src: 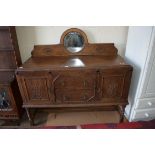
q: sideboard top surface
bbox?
[18,55,131,71]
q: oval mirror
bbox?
[64,32,84,53]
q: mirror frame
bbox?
[60,28,88,53]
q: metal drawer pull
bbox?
[83,95,86,100]
[63,96,69,101]
[63,96,66,101]
[82,95,88,100]
[145,113,149,118]
[62,81,65,86]
[147,102,152,106]
[84,80,87,87]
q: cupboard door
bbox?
[140,49,155,98]
[0,28,13,50]
[99,68,132,100]
[16,71,53,105]
[0,84,18,118]
[0,51,17,69]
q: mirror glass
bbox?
[64,32,84,53]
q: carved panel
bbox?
[0,84,18,117]
[0,29,13,50]
[101,75,124,98]
[17,71,53,105]
[0,51,17,69]
[0,88,12,111]
[24,78,49,100]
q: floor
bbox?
[0,110,124,128]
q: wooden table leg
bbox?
[25,108,34,126]
[118,105,125,123]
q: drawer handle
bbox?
[82,95,88,100]
[83,95,86,100]
[63,96,67,101]
[62,81,65,86]
[97,88,101,93]
[83,80,87,87]
[145,113,149,118]
[63,96,69,101]
[147,102,152,106]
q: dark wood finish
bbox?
[0,26,22,124]
[0,51,17,69]
[16,28,132,125]
[16,71,54,105]
[25,108,34,126]
[31,44,118,57]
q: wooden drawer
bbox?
[54,70,96,89]
[55,77,95,89]
[132,109,155,121]
[135,98,155,109]
[55,89,95,103]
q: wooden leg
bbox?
[25,108,34,126]
[16,119,21,126]
[118,105,125,123]
[54,113,57,119]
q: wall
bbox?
[16,26,128,63]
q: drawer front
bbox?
[54,71,96,89]
[55,89,95,103]
[55,77,95,89]
[135,98,155,109]
[132,109,155,121]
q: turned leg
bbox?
[118,105,125,123]
[25,108,34,126]
[54,113,57,119]
[16,119,21,126]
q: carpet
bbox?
[41,119,155,129]
[46,111,120,126]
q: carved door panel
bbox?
[0,84,18,118]
[16,71,53,105]
[98,68,132,100]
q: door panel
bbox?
[140,35,155,98]
[24,78,50,101]
[0,84,18,117]
[99,68,132,100]
[17,71,53,105]
[101,76,124,98]
[144,55,155,97]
